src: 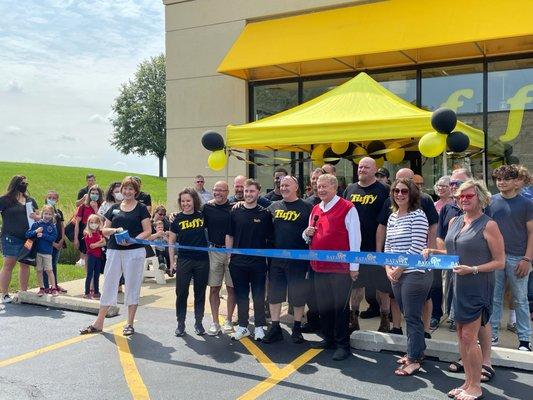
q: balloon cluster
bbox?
[311,140,403,167]
[418,108,470,158]
[201,131,227,171]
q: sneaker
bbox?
[158,262,167,271]
[51,289,59,297]
[360,307,380,319]
[390,327,403,335]
[424,332,432,339]
[449,321,457,332]
[75,259,85,267]
[222,319,234,333]
[1,293,12,304]
[262,325,283,344]
[37,288,45,297]
[506,322,517,334]
[43,288,51,294]
[194,322,206,336]
[430,317,440,330]
[207,322,221,336]
[291,327,305,344]
[491,336,499,346]
[231,326,251,341]
[518,341,532,352]
[92,292,101,300]
[57,286,68,293]
[254,326,267,341]
[175,322,186,337]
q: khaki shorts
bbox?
[208,251,233,287]
[36,253,53,272]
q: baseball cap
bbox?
[375,167,390,178]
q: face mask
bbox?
[17,183,28,193]
[90,194,99,201]
[46,199,57,207]
[113,192,124,201]
[89,223,99,230]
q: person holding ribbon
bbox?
[79,176,151,336]
[303,173,361,361]
[384,178,430,377]
[169,188,210,337]
[425,180,504,400]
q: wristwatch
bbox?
[521,257,531,263]
[472,266,479,275]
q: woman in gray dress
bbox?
[425,180,504,400]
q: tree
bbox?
[110,54,166,177]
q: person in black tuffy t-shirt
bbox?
[226,179,273,342]
[169,187,210,337]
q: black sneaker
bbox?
[430,317,440,330]
[262,325,283,344]
[194,322,206,336]
[1,293,12,304]
[360,307,380,319]
[291,328,305,344]
[390,327,403,335]
[175,322,185,337]
[424,332,432,339]
[518,341,532,352]
[449,321,457,332]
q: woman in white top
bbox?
[98,182,123,217]
[385,178,431,376]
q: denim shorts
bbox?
[1,234,25,258]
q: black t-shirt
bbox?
[170,211,208,260]
[343,181,389,251]
[304,194,321,206]
[104,202,151,250]
[378,192,439,227]
[77,186,89,200]
[0,196,38,239]
[228,205,273,266]
[202,201,232,246]
[268,199,311,250]
[136,191,152,207]
[264,190,283,202]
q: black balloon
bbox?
[506,155,519,165]
[504,144,513,157]
[340,143,356,157]
[367,140,385,159]
[446,131,470,153]
[431,108,457,134]
[201,131,225,151]
[323,148,340,165]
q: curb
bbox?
[350,331,533,372]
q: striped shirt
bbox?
[385,209,429,273]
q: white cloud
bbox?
[88,114,107,124]
[6,80,23,93]
[4,125,22,134]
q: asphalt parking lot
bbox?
[1,302,531,400]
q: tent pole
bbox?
[442,152,448,177]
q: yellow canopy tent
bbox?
[226,72,484,153]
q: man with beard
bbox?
[262,176,312,344]
[229,175,271,208]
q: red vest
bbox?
[310,198,353,273]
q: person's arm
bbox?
[376,224,386,252]
[384,216,401,282]
[42,226,58,243]
[168,230,177,271]
[102,218,120,238]
[427,223,437,249]
[26,223,38,239]
[516,220,533,278]
[345,207,361,274]
[138,218,152,240]
[73,216,82,249]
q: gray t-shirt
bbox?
[490,193,533,256]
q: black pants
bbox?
[229,262,267,327]
[175,258,209,323]
[85,255,102,294]
[429,269,443,320]
[314,271,352,349]
[306,268,320,327]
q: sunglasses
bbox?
[450,180,464,187]
[196,180,204,183]
[393,188,409,195]
[157,212,166,216]
[458,193,476,200]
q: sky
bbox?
[0,0,165,176]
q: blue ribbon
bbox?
[115,231,458,270]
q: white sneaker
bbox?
[254,326,267,341]
[75,259,85,267]
[1,293,12,304]
[491,336,499,346]
[222,319,234,333]
[207,322,221,336]
[231,326,250,341]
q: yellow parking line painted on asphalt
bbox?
[237,348,323,400]
[113,327,150,400]
[0,320,126,369]
[239,337,280,375]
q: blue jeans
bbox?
[43,247,60,289]
[491,254,532,341]
[85,255,102,295]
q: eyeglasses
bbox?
[495,177,514,181]
[458,193,476,200]
[437,184,449,189]
[450,180,464,187]
[393,188,409,195]
[157,212,166,216]
[196,180,204,184]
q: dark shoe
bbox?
[311,340,335,349]
[377,312,390,333]
[394,361,421,376]
[481,364,495,382]
[332,347,351,361]
[291,328,305,344]
[430,317,440,330]
[449,321,457,332]
[122,324,135,336]
[390,327,403,335]
[349,310,360,332]
[360,307,380,319]
[262,325,283,344]
[194,322,206,336]
[300,322,320,334]
[424,332,432,339]
[175,322,185,337]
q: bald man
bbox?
[229,175,272,208]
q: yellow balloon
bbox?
[331,142,349,155]
[386,142,405,164]
[418,132,446,158]
[311,144,328,166]
[207,150,227,171]
[351,146,367,164]
[375,157,385,168]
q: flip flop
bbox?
[447,388,464,398]
[481,365,495,382]
[79,325,102,335]
[456,392,484,400]
[448,359,464,373]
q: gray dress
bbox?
[445,214,495,324]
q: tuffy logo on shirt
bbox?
[178,218,204,230]
[350,194,378,205]
[253,218,261,223]
[273,209,301,221]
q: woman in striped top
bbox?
[385,178,432,376]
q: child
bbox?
[26,205,58,296]
[83,214,105,299]
[151,220,169,272]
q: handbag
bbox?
[18,238,37,266]
[64,215,76,242]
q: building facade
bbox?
[164,0,533,206]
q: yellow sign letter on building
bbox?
[441,89,474,112]
[500,84,533,142]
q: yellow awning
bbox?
[218,0,533,80]
[226,72,485,150]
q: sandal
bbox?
[481,365,495,382]
[123,325,135,336]
[394,361,421,376]
[397,354,408,365]
[447,388,464,398]
[456,391,484,400]
[79,325,102,335]
[448,359,464,373]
